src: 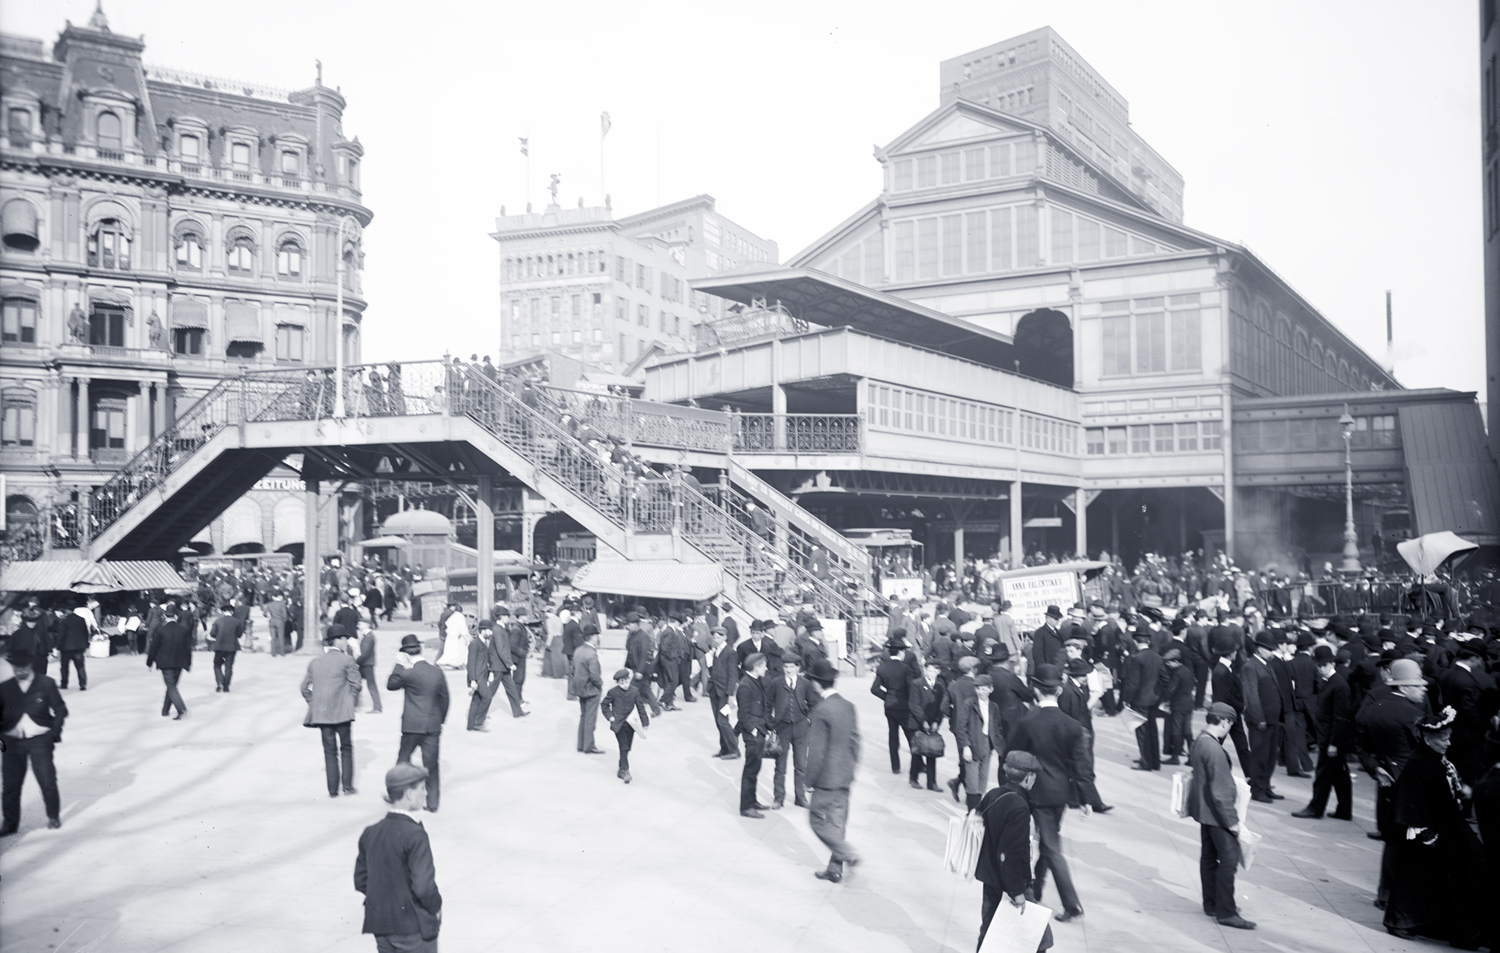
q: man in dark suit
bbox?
[1060,657,1112,813]
[1122,630,1164,770]
[706,627,740,759]
[1210,634,1252,771]
[208,603,242,693]
[8,598,52,679]
[497,608,531,708]
[1189,703,1256,930]
[805,658,860,883]
[988,644,1034,753]
[355,763,442,952]
[908,659,948,792]
[1240,631,1283,803]
[332,596,364,651]
[387,635,449,812]
[1293,646,1354,820]
[944,656,987,809]
[735,652,773,817]
[465,620,502,731]
[1161,647,1197,764]
[656,613,693,710]
[1290,630,1320,769]
[975,751,1053,951]
[0,650,68,834]
[1008,663,1090,924]
[56,601,94,690]
[1030,606,1066,670]
[145,604,194,719]
[354,619,382,714]
[770,654,820,808]
[571,625,605,754]
[624,615,662,717]
[870,639,914,775]
[1185,609,1213,708]
[737,620,786,677]
[1271,632,1311,777]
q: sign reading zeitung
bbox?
[999,570,1081,632]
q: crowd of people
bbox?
[8,548,1500,951]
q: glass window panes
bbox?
[1135,312,1166,373]
[3,298,38,344]
[227,237,254,272]
[1106,426,1127,454]
[1086,428,1104,455]
[1176,422,1199,452]
[231,142,251,169]
[180,135,200,161]
[1102,316,1131,376]
[1130,425,1150,454]
[1202,420,1222,450]
[916,155,937,188]
[892,159,913,191]
[275,325,305,361]
[277,242,302,277]
[940,152,960,185]
[1153,423,1174,453]
[963,148,985,181]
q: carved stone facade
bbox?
[0,10,372,559]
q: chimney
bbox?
[1384,290,1396,376]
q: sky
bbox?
[8,0,1484,394]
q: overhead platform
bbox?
[571,559,724,601]
[691,266,1016,369]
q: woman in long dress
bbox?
[1385,705,1486,949]
[434,610,472,668]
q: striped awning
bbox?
[274,303,310,326]
[0,560,191,594]
[2,200,38,245]
[172,296,209,329]
[225,301,263,344]
[571,559,723,600]
[88,286,134,309]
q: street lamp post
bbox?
[332,216,360,419]
[1339,405,1361,574]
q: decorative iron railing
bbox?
[732,413,863,454]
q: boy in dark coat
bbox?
[1161,647,1197,765]
[355,763,442,951]
[975,750,1054,952]
[601,668,651,783]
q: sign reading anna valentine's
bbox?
[999,571,1081,632]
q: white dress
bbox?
[435,613,471,668]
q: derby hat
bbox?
[399,634,423,654]
[1030,663,1063,688]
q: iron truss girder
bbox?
[791,469,1012,501]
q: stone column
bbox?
[476,475,496,623]
[1075,487,1088,558]
[1009,480,1024,566]
[75,376,90,459]
[302,479,321,652]
[124,388,137,454]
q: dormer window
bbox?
[280,151,299,174]
[230,142,252,175]
[97,112,122,154]
[7,108,31,145]
[180,134,201,165]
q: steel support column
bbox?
[303,478,321,652]
[477,474,496,623]
[1009,481,1024,566]
[1075,487,1088,558]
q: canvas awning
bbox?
[0,560,191,594]
[2,200,38,246]
[225,302,262,344]
[274,303,309,326]
[172,296,209,329]
[88,286,134,310]
[571,559,724,601]
[357,536,411,549]
[1396,531,1479,576]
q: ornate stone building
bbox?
[0,8,371,559]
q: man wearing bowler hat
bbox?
[1031,606,1066,671]
[1008,663,1090,924]
[805,658,861,882]
[387,635,449,812]
[355,762,442,951]
[1240,629,1284,803]
[0,650,68,835]
[1122,628,1164,771]
[1292,645,1354,820]
[8,598,51,679]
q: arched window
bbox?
[174,227,204,270]
[276,238,303,277]
[1229,288,1251,377]
[1253,304,1273,386]
[87,218,131,270]
[96,111,122,153]
[342,249,357,291]
[1338,359,1350,386]
[230,142,252,171]
[226,235,255,273]
[1,390,36,447]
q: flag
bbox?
[519,137,528,157]
[601,112,611,138]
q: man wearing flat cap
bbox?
[1009,663,1091,923]
[355,762,442,951]
[975,750,1053,951]
[1188,702,1255,930]
[387,635,449,813]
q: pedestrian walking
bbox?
[354,763,442,952]
[871,638,914,775]
[770,654,819,808]
[1161,647,1196,764]
[145,604,193,719]
[266,590,290,657]
[805,658,860,882]
[1008,663,1089,924]
[387,635,448,813]
[9,598,52,679]
[209,603,242,693]
[303,628,362,797]
[57,599,95,690]
[465,620,501,731]
[736,652,773,817]
[1291,645,1353,820]
[0,650,67,835]
[907,658,948,792]
[571,625,605,754]
[1188,702,1256,930]
[602,668,650,783]
[355,619,383,713]
[1123,629,1164,771]
[975,750,1054,952]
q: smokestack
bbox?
[1384,290,1395,376]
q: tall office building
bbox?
[940,27,1184,223]
[492,194,776,373]
[0,7,371,559]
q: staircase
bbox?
[88,360,862,620]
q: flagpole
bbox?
[600,111,610,204]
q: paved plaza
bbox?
[0,623,1421,953]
